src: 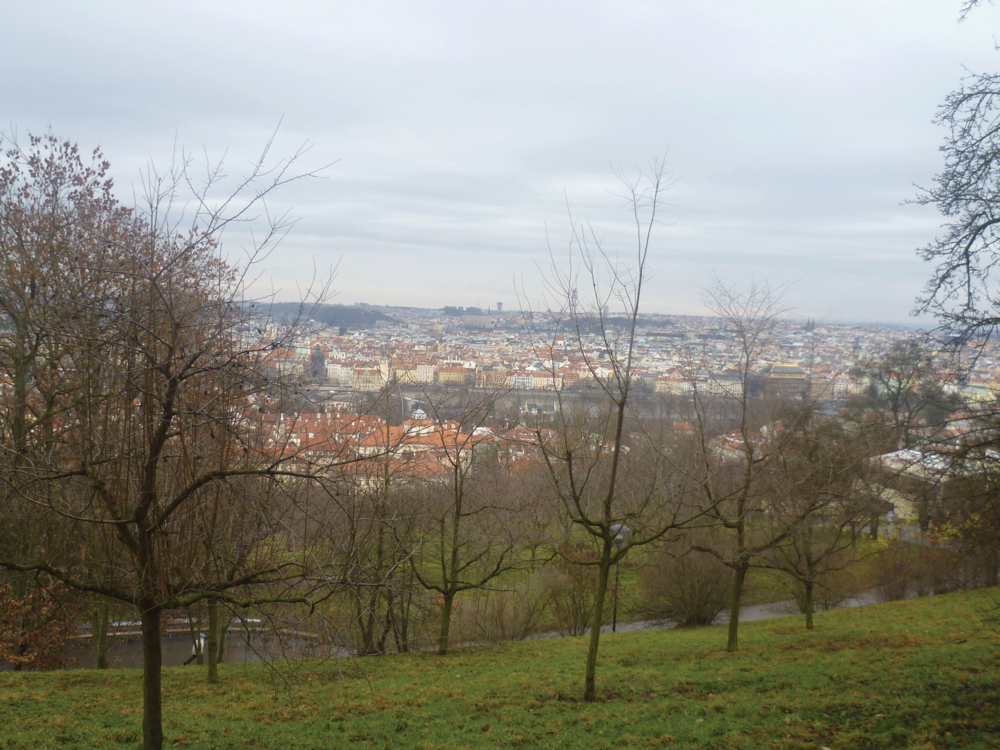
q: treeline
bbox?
[258,302,392,330]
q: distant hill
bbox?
[251,303,393,330]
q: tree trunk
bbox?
[727,564,747,653]
[393,585,411,654]
[437,476,464,658]
[377,591,394,653]
[804,580,814,630]
[92,601,110,670]
[141,605,164,750]
[584,558,611,702]
[356,591,377,655]
[195,602,204,666]
[869,516,879,540]
[207,599,219,684]
[438,591,455,655]
[987,548,999,588]
[359,522,386,655]
[612,563,620,632]
[186,603,204,666]
[216,612,232,665]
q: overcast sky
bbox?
[3,1,998,324]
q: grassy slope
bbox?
[2,589,999,749]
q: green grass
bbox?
[3,589,999,748]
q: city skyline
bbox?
[4,2,999,324]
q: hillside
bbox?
[2,589,998,749]
[258,302,393,330]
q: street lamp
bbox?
[611,524,630,633]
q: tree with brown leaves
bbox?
[0,132,333,750]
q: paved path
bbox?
[601,588,886,635]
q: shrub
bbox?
[869,539,918,602]
[464,572,552,643]
[544,541,610,636]
[0,578,80,671]
[774,549,867,615]
[638,535,732,628]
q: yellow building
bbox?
[437,366,475,386]
[352,368,383,392]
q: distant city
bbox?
[251,302,995,405]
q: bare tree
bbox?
[0,135,134,666]
[637,529,733,628]
[407,386,523,655]
[910,2,1000,626]
[959,0,987,22]
[333,417,426,655]
[758,413,884,630]
[848,339,956,451]
[528,160,712,702]
[0,133,334,750]
[913,1,1000,342]
[688,278,801,653]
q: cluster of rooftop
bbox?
[249,305,989,402]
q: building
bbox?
[756,363,810,397]
[437,366,475,386]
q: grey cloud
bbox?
[4,0,998,323]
